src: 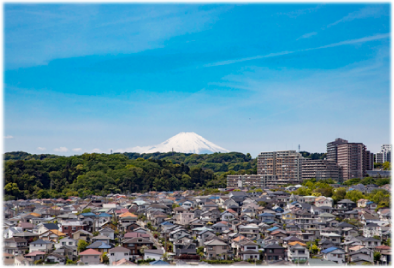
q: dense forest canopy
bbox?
[3,151,257,200]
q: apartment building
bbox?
[227,174,277,189]
[301,159,342,182]
[257,150,304,184]
[327,138,372,181]
[375,144,391,164]
[326,138,348,163]
[337,143,366,181]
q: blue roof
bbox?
[150,260,170,266]
[160,221,173,226]
[259,213,274,216]
[98,213,112,217]
[267,226,279,232]
[366,201,375,205]
[291,201,298,205]
[81,212,97,217]
[321,247,338,254]
[209,196,220,199]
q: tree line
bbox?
[3,151,257,200]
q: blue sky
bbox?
[4,4,391,157]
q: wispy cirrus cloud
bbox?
[204,33,389,68]
[4,135,13,139]
[297,31,317,40]
[54,147,68,152]
[327,6,386,28]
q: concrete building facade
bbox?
[337,143,366,181]
[301,159,342,182]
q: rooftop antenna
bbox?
[298,144,300,153]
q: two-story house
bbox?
[287,244,309,263]
[108,246,132,264]
[204,239,231,260]
[29,239,54,253]
[79,248,102,265]
[321,247,345,264]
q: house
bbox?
[61,221,84,237]
[288,244,309,263]
[122,237,154,256]
[337,199,356,210]
[357,199,369,208]
[14,255,34,268]
[108,246,132,264]
[99,227,115,240]
[315,196,333,207]
[4,227,23,239]
[55,237,78,249]
[3,253,15,265]
[29,239,54,253]
[39,229,66,242]
[149,260,170,268]
[237,240,260,261]
[4,237,28,255]
[112,258,136,265]
[349,247,373,264]
[174,242,197,256]
[24,251,46,262]
[37,223,59,234]
[79,248,102,265]
[45,253,66,265]
[321,247,345,264]
[262,244,286,263]
[73,229,93,242]
[144,249,164,261]
[86,241,112,253]
[204,239,231,260]
[363,222,382,237]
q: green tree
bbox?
[383,161,391,170]
[332,187,346,202]
[4,183,21,198]
[345,190,365,203]
[77,240,89,252]
[374,251,381,264]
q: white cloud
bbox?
[72,148,82,152]
[54,147,68,152]
[297,32,317,40]
[4,135,13,139]
[327,6,386,28]
[204,33,389,68]
[37,147,46,151]
[92,148,101,153]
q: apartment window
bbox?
[111,253,114,256]
[124,253,128,256]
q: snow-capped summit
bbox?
[121,132,229,154]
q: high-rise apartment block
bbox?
[375,144,391,164]
[302,159,342,182]
[327,138,348,163]
[257,150,304,184]
[326,138,371,181]
[227,150,305,189]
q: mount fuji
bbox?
[119,132,229,154]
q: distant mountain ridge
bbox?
[121,132,229,154]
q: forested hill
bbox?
[3,151,257,200]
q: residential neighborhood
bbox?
[2,182,391,266]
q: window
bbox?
[95,256,98,259]
[62,242,66,245]
[124,253,128,256]
[208,247,213,250]
[222,246,227,249]
[111,253,114,256]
